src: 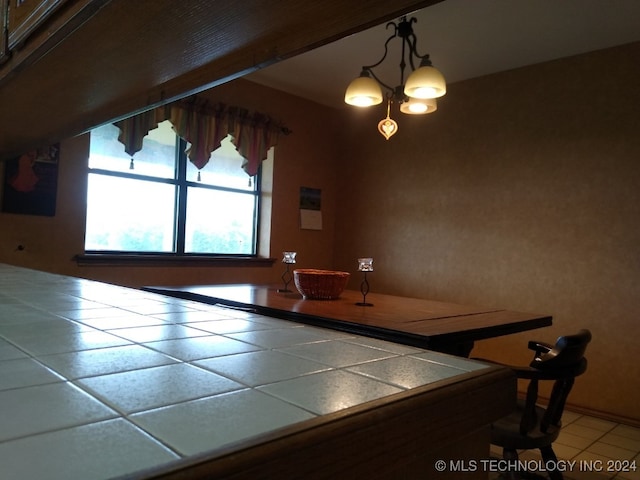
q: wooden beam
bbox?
[0,0,442,159]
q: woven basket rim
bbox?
[293,269,350,300]
[293,269,350,277]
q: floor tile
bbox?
[46,299,109,312]
[119,300,197,316]
[0,319,91,341]
[0,342,28,361]
[557,430,598,450]
[131,389,315,456]
[101,294,171,308]
[615,454,640,480]
[517,448,542,461]
[562,411,583,426]
[488,411,640,480]
[151,310,229,323]
[144,336,261,361]
[50,299,111,311]
[412,350,490,371]
[0,382,117,442]
[257,369,403,415]
[11,330,132,356]
[245,315,303,329]
[294,325,354,341]
[0,357,65,390]
[563,423,609,441]
[599,432,640,452]
[0,419,179,480]
[611,425,640,442]
[275,339,397,367]
[573,451,619,480]
[58,307,134,320]
[38,345,177,379]
[77,314,169,330]
[187,318,275,334]
[587,441,637,461]
[108,324,210,343]
[0,309,67,326]
[195,350,331,386]
[78,363,244,413]
[342,335,425,355]
[227,327,336,349]
[553,442,583,461]
[347,355,467,388]
[575,416,619,433]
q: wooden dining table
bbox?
[143,283,552,357]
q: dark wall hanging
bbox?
[2,144,60,216]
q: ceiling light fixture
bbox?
[344,16,446,139]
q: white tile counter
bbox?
[0,264,514,479]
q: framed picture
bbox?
[0,0,8,65]
[299,186,322,230]
[2,144,60,216]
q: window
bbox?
[85,120,261,256]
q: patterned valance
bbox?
[113,97,289,177]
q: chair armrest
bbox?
[472,358,541,380]
[528,340,553,357]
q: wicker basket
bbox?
[293,269,350,300]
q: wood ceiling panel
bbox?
[0,0,441,159]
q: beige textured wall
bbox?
[1,43,638,422]
[334,42,640,423]
[0,79,342,287]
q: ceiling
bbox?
[245,0,640,109]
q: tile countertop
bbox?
[0,264,493,480]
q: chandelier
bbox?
[344,16,446,140]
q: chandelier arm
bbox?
[357,21,402,97]
[406,33,432,71]
[361,21,398,71]
[363,68,395,95]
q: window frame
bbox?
[81,126,266,262]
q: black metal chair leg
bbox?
[540,445,563,480]
[503,448,521,480]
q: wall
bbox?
[0,79,342,287]
[334,42,640,423]
[1,42,638,422]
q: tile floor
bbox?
[489,411,640,480]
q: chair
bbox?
[486,329,592,480]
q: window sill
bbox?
[74,254,276,268]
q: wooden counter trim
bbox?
[75,254,276,268]
[125,366,515,480]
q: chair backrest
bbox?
[522,329,591,434]
[530,329,592,371]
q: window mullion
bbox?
[174,138,188,254]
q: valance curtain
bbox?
[113,97,287,177]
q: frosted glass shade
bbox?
[404,65,446,99]
[344,75,383,107]
[399,97,438,115]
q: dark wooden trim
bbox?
[75,254,276,268]
[0,0,8,64]
[0,0,443,159]
[1,0,108,79]
[7,0,67,50]
[121,367,515,480]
